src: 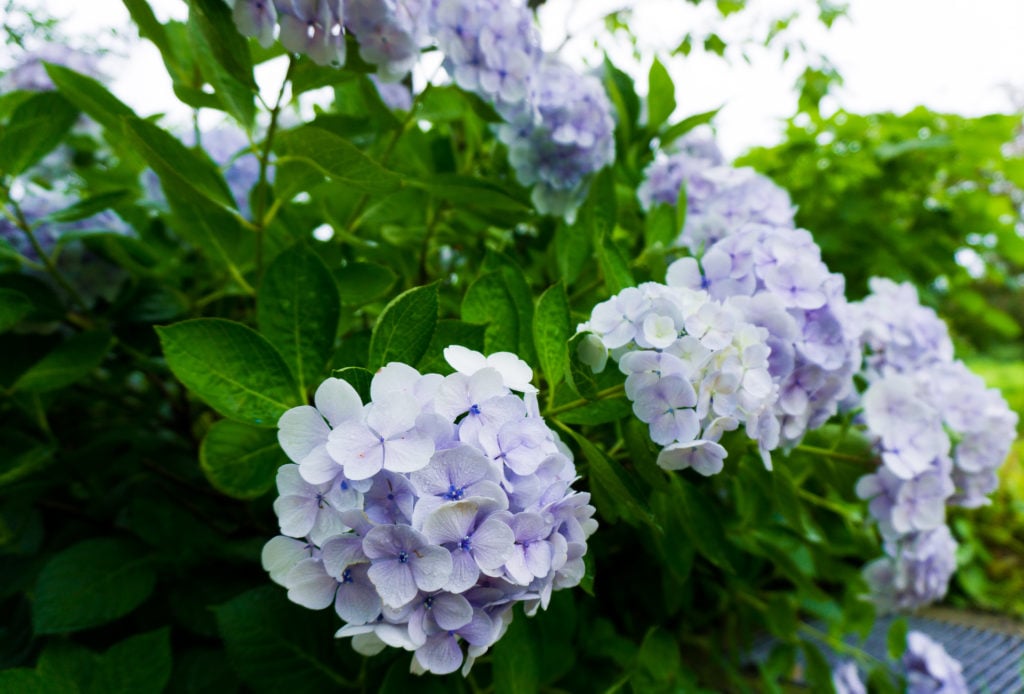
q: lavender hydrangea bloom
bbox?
[275,0,346,66]
[578,279,780,474]
[371,74,414,110]
[831,661,866,694]
[903,631,969,694]
[266,347,597,676]
[0,186,131,308]
[863,526,958,612]
[346,0,429,81]
[429,0,540,110]
[0,44,103,92]
[496,57,616,218]
[233,0,278,47]
[637,146,795,252]
[665,224,861,447]
[852,278,954,380]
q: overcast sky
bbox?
[10,0,1024,158]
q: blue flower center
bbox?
[341,568,353,584]
[424,596,434,609]
[340,480,349,491]
[459,536,472,552]
[444,484,465,501]
[398,551,409,564]
[469,403,481,416]
[315,493,326,509]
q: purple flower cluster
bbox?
[637,143,795,253]
[1,186,130,308]
[428,0,540,111]
[262,346,596,675]
[496,57,616,218]
[852,278,954,380]
[853,281,1017,611]
[831,631,967,694]
[904,631,969,693]
[234,0,345,65]
[577,281,779,476]
[346,0,430,81]
[665,224,861,447]
[0,44,103,92]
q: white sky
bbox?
[8,0,1024,158]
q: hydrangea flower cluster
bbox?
[852,278,954,380]
[852,281,1017,611]
[0,44,103,92]
[832,631,967,694]
[428,0,540,111]
[903,631,969,693]
[665,224,861,447]
[346,0,430,80]
[577,281,779,476]
[262,346,596,675]
[1,186,130,309]
[496,58,616,217]
[637,145,795,253]
[234,0,346,66]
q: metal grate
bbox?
[750,610,1024,692]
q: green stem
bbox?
[2,195,91,313]
[253,55,295,284]
[545,383,626,417]
[343,83,434,235]
[795,444,875,468]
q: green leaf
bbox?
[0,91,78,176]
[91,628,173,694]
[414,174,530,213]
[462,271,519,355]
[772,464,806,534]
[275,126,402,195]
[334,261,396,306]
[0,438,56,488]
[800,639,834,691]
[887,617,909,660]
[661,107,722,147]
[559,423,651,526]
[45,189,134,223]
[156,318,300,426]
[644,203,678,249]
[33,538,157,634]
[647,58,676,130]
[123,116,236,210]
[566,332,600,400]
[200,419,285,499]
[554,218,592,286]
[596,232,635,293]
[333,366,373,402]
[367,283,438,370]
[259,245,340,394]
[13,330,112,393]
[43,64,137,136]
[418,320,486,375]
[671,475,734,571]
[492,608,540,694]
[188,0,256,127]
[0,669,75,693]
[533,283,571,388]
[0,288,32,333]
[215,587,353,693]
[123,0,191,85]
[637,627,682,681]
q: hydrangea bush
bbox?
[0,1,1019,692]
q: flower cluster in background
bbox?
[231,0,616,218]
[853,280,1018,611]
[578,281,780,476]
[262,347,596,675]
[832,631,968,694]
[637,133,795,252]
